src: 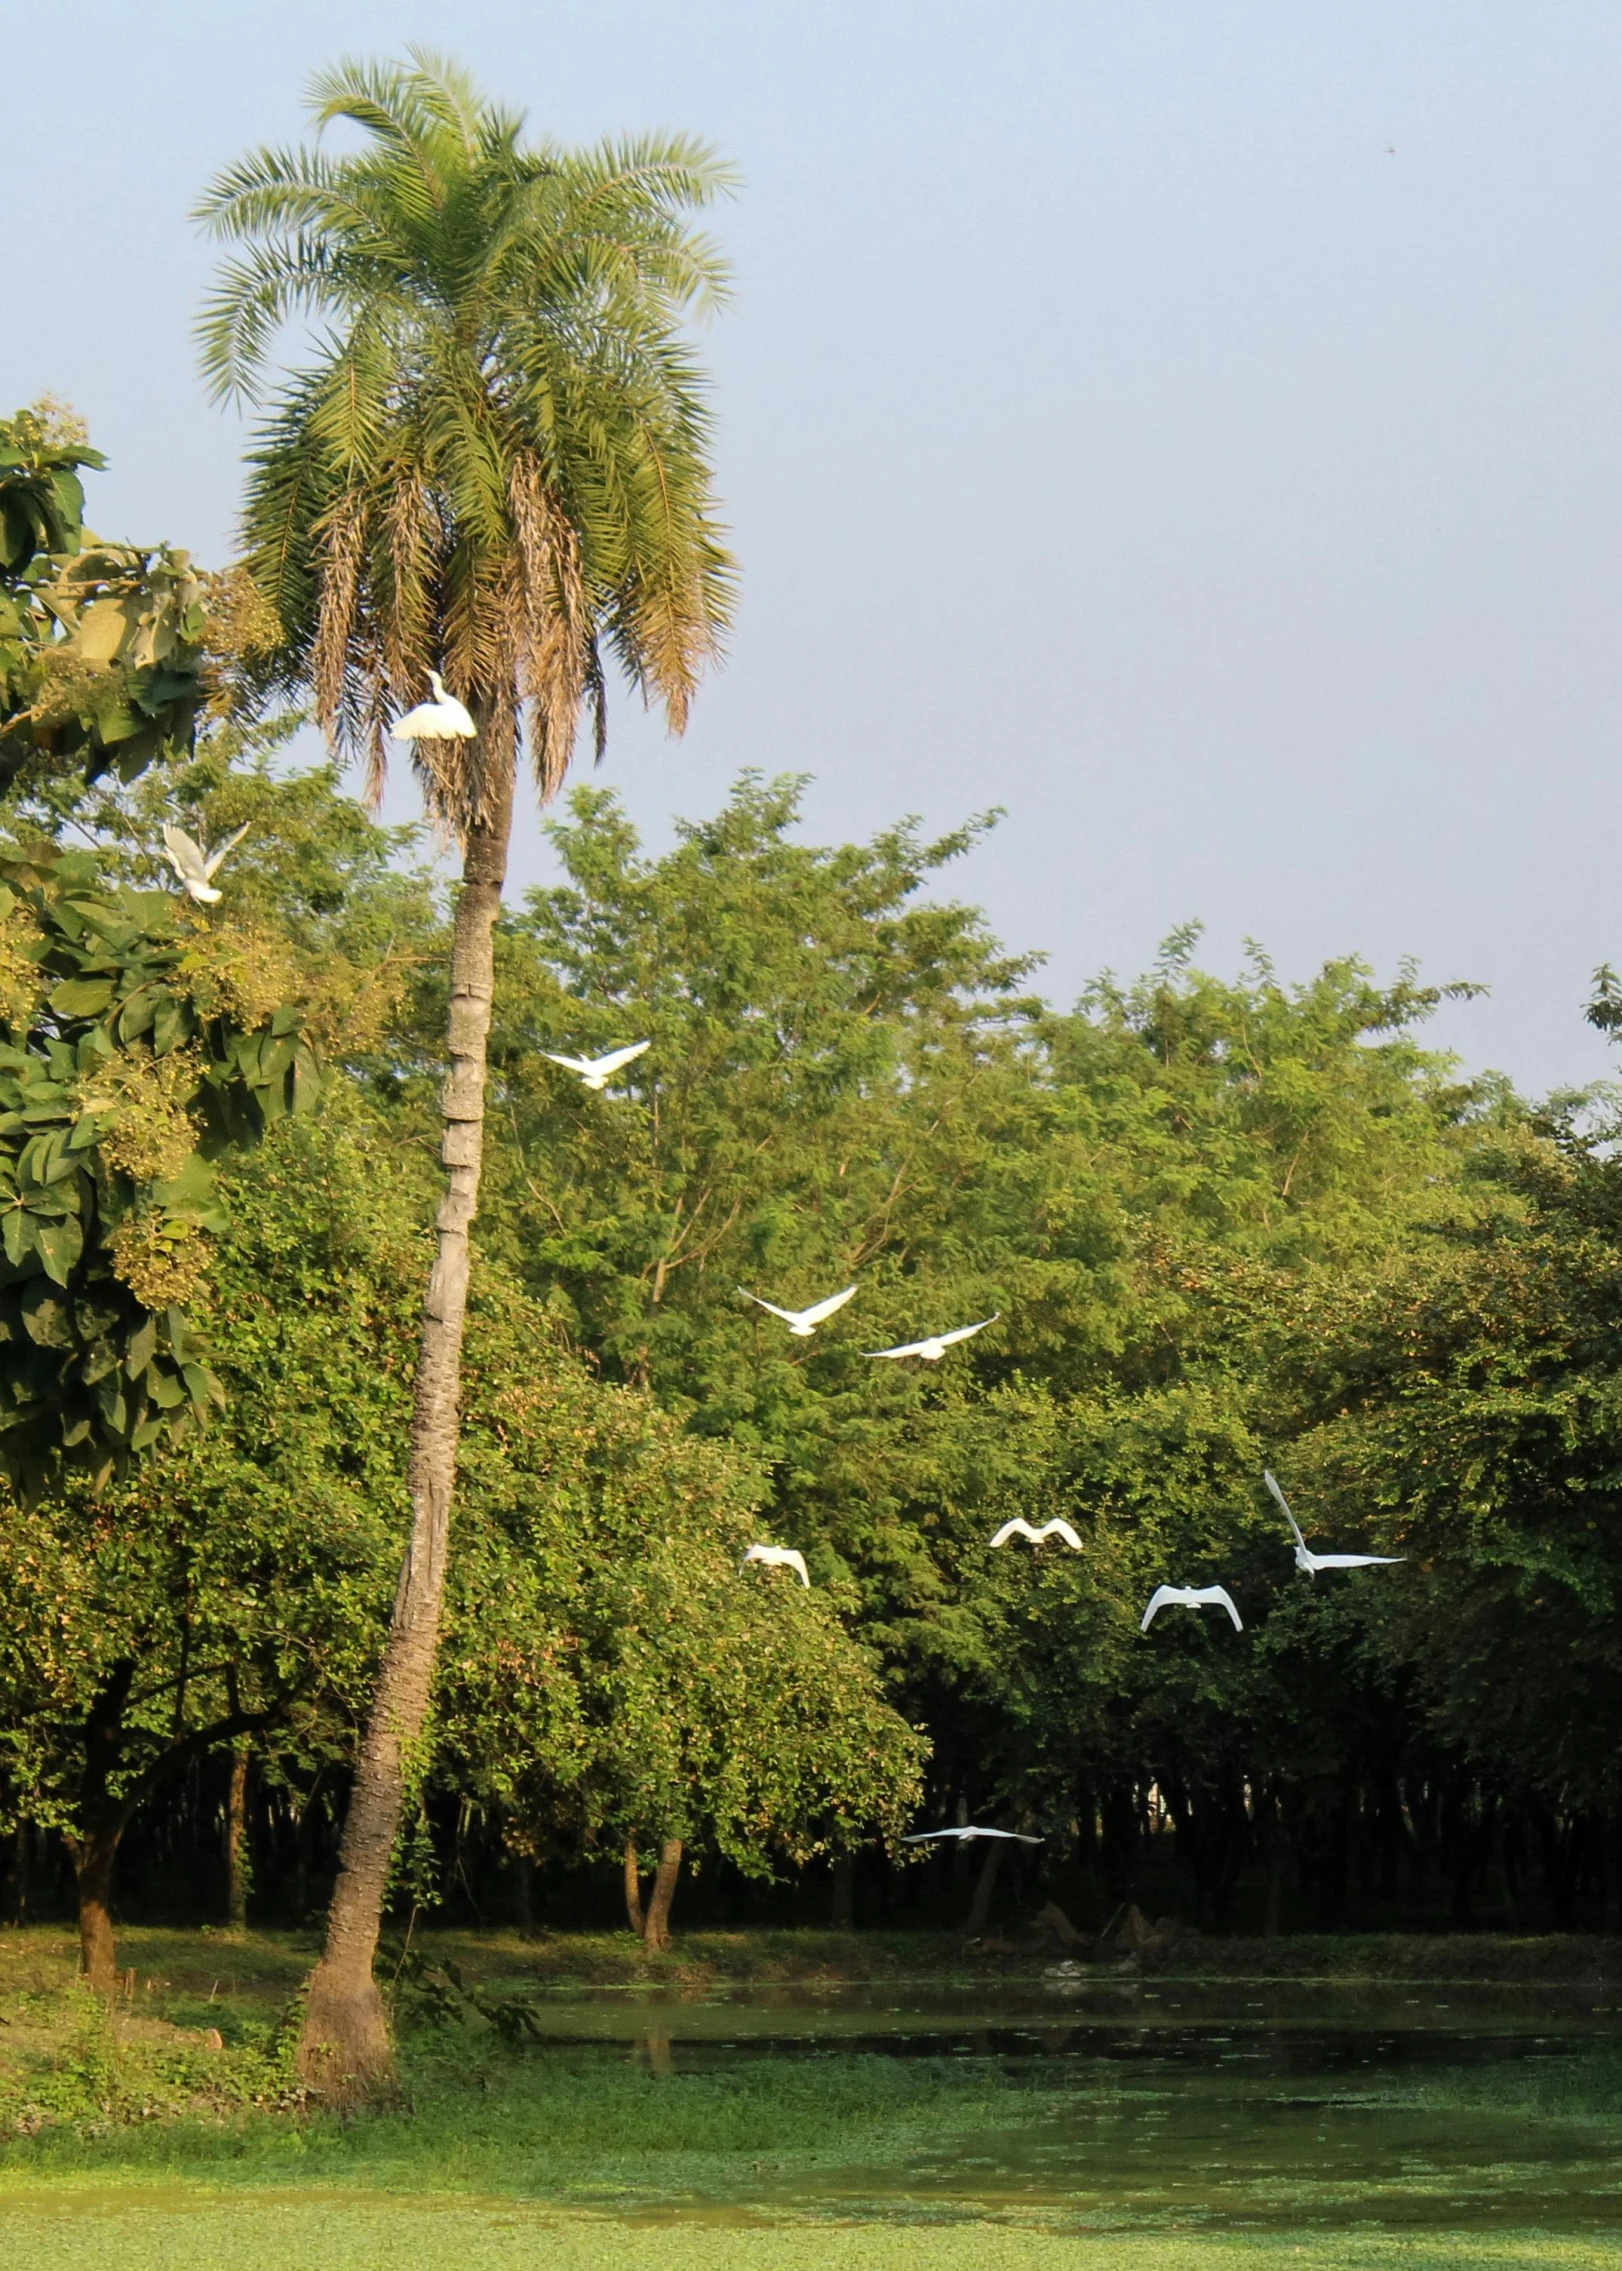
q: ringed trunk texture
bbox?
[225,1744,251,1932]
[298,778,514,2096]
[623,1842,646,1937]
[642,1839,683,1952]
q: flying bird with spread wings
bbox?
[1141,1584,1244,1633]
[160,822,250,904]
[741,1542,810,1586]
[391,671,477,741]
[863,1315,999,1362]
[737,1285,858,1337]
[1264,1470,1405,1576]
[542,1041,651,1091]
[990,1518,1084,1552]
[902,1826,1043,1846]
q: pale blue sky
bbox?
[7,1,1622,1092]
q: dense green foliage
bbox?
[0,844,318,1490]
[4,700,1622,1943]
[0,406,208,796]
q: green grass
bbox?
[7,1926,1622,2267]
[3,2195,1622,2271]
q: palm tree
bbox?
[196,51,734,2091]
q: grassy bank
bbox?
[5,1924,1622,2268]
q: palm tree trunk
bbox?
[298,767,515,2095]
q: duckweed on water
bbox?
[6,1932,1622,2266]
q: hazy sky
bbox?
[7,1,1622,1094]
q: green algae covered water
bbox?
[4,1978,1622,2266]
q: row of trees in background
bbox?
[8,716,1622,1968]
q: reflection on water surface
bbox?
[531,1982,1622,2230]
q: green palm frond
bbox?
[199,50,734,832]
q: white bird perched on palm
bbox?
[863,1315,999,1362]
[990,1517,1084,1552]
[737,1285,857,1337]
[902,1825,1043,1846]
[391,671,477,741]
[1141,1584,1243,1633]
[741,1542,810,1586]
[543,1041,651,1091]
[160,822,250,904]
[1264,1470,1405,1577]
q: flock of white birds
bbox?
[152,680,1405,1853]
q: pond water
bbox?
[502,1979,1622,2232]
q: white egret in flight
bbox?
[160,822,250,904]
[863,1315,999,1362]
[903,1826,1043,1845]
[1141,1584,1243,1633]
[542,1041,651,1091]
[741,1542,810,1586]
[737,1285,858,1337]
[990,1518,1084,1551]
[1264,1471,1405,1576]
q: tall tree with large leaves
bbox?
[196,50,734,2089]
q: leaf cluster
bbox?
[0,842,317,1492]
[0,407,208,797]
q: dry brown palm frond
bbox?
[510,452,593,804]
[383,474,437,683]
[312,493,368,749]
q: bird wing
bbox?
[590,1041,651,1078]
[1311,1552,1404,1569]
[1263,1469,1307,1550]
[543,1052,593,1077]
[936,1314,999,1348]
[902,1830,953,1844]
[798,1284,858,1327]
[990,1519,1036,1547]
[1200,1586,1244,1630]
[738,1289,802,1325]
[161,824,208,882]
[1042,1520,1085,1551]
[785,1550,810,1586]
[1141,1586,1178,1630]
[862,1338,928,1359]
[201,822,250,879]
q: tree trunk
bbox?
[5,1821,29,1925]
[298,775,515,2096]
[642,1839,682,1951]
[72,1659,136,1989]
[75,1818,123,1991]
[513,1848,536,1935]
[292,1775,325,1921]
[624,1842,646,1936]
[830,1851,856,1931]
[225,1744,250,1933]
[966,1839,1005,1936]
